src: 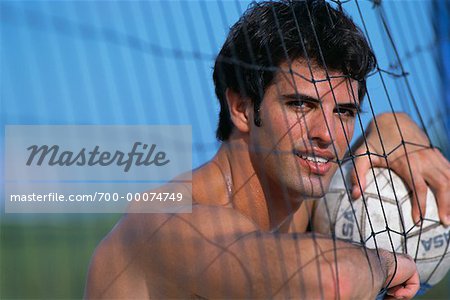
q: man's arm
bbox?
[85,205,418,299]
[350,112,450,225]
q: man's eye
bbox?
[287,100,306,108]
[335,108,357,118]
[287,100,317,111]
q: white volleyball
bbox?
[313,163,450,287]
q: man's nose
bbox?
[308,108,335,147]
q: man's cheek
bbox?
[346,121,355,140]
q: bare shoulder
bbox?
[118,204,260,248]
[85,160,259,298]
[85,201,259,299]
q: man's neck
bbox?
[211,138,303,232]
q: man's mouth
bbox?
[294,150,334,175]
[297,153,330,164]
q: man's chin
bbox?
[283,175,331,199]
[300,181,331,200]
[302,191,327,200]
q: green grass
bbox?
[1,216,120,300]
[413,272,450,300]
[1,217,449,299]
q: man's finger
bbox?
[433,186,450,226]
[350,152,381,199]
[407,176,428,225]
[418,154,450,225]
[386,160,427,225]
[435,148,450,169]
[424,168,450,225]
[389,270,420,300]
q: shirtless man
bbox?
[85,1,450,299]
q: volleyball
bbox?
[313,163,450,289]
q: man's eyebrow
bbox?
[336,102,362,112]
[281,93,361,112]
[281,93,321,103]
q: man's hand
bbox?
[380,250,420,300]
[350,112,450,225]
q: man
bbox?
[85,1,450,299]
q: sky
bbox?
[1,0,448,191]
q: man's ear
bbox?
[226,88,251,134]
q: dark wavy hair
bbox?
[213,0,376,141]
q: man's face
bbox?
[248,60,359,199]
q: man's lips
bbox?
[294,150,334,175]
